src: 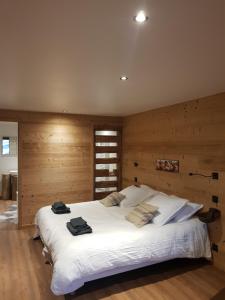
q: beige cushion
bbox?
[125,202,158,227]
[126,211,154,227]
[112,192,126,204]
[137,202,158,214]
[100,192,125,207]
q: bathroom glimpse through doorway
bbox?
[0,122,18,225]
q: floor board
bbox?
[66,259,225,300]
[0,200,225,300]
[0,200,15,213]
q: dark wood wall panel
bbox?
[122,92,225,272]
[0,110,122,226]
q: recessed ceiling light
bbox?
[134,10,148,23]
[120,76,128,81]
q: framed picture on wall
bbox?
[0,136,17,156]
[156,159,179,173]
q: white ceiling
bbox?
[0,0,224,116]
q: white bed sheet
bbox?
[35,201,211,295]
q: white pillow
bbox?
[144,194,188,226]
[120,185,157,208]
[171,201,203,222]
[140,184,159,194]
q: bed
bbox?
[35,200,211,296]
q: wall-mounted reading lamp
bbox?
[133,162,139,184]
[189,172,219,180]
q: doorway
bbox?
[93,128,122,200]
[0,122,18,224]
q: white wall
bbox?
[0,122,18,194]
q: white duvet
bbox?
[35,201,211,295]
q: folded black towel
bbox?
[70,217,87,228]
[67,222,92,236]
[51,207,71,214]
[52,201,66,210]
[51,201,71,214]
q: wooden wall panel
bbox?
[0,110,122,226]
[122,92,225,272]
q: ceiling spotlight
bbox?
[134,10,148,23]
[120,76,128,81]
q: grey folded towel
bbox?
[51,207,71,214]
[52,201,66,210]
[70,217,87,228]
[67,222,92,236]
[51,201,71,214]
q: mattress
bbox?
[35,201,211,295]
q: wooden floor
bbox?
[0,200,15,213]
[0,201,225,300]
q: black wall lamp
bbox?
[189,172,219,180]
[133,162,139,184]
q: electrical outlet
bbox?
[212,195,219,204]
[211,243,219,252]
[212,172,219,180]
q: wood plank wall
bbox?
[0,110,122,226]
[122,92,225,272]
